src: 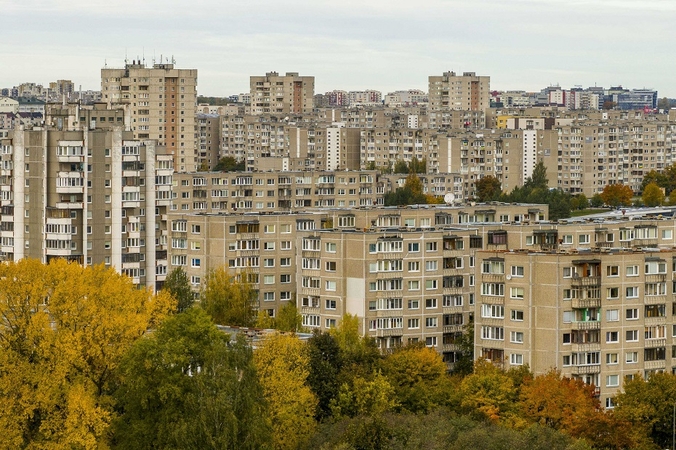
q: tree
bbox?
[254,333,317,450]
[459,359,518,423]
[577,193,589,210]
[614,371,676,448]
[600,183,634,207]
[330,372,397,418]
[642,182,665,207]
[330,314,381,381]
[603,100,616,110]
[409,157,427,174]
[306,330,342,420]
[380,344,452,413]
[113,308,271,449]
[450,322,474,377]
[590,193,604,208]
[383,173,430,206]
[200,266,257,326]
[365,161,376,170]
[214,156,245,172]
[276,299,303,332]
[393,159,409,174]
[163,267,194,312]
[525,161,549,190]
[475,175,502,202]
[0,259,174,448]
[657,96,671,110]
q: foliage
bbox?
[164,267,194,312]
[307,330,343,420]
[0,259,174,448]
[590,194,604,208]
[525,161,549,190]
[200,266,257,326]
[642,182,664,207]
[614,371,676,449]
[384,173,440,206]
[500,162,571,220]
[330,314,381,381]
[113,308,271,449]
[214,156,246,172]
[331,372,397,418]
[577,193,589,210]
[391,157,426,174]
[450,322,475,377]
[475,175,502,201]
[197,95,231,105]
[459,359,518,423]
[276,299,304,332]
[380,344,452,413]
[254,333,317,450]
[393,159,409,174]
[600,183,634,207]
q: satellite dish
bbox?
[444,193,455,204]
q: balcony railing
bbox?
[570,364,601,375]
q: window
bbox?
[325,299,336,310]
[626,351,638,363]
[606,375,619,387]
[510,331,524,343]
[408,242,420,252]
[425,298,438,309]
[408,318,420,329]
[481,304,504,318]
[280,274,291,283]
[606,309,619,322]
[425,336,437,347]
[606,331,619,343]
[511,266,524,277]
[263,292,275,301]
[425,280,438,290]
[626,265,639,276]
[606,398,616,409]
[510,287,524,299]
[263,275,275,284]
[481,326,504,340]
[425,260,438,271]
[645,261,667,274]
[264,258,275,267]
[626,330,639,342]
[626,286,639,298]
[325,261,336,272]
[511,310,524,321]
[408,300,419,309]
[263,242,275,250]
[563,311,573,323]
[425,242,437,252]
[578,234,590,244]
[562,235,573,244]
[325,242,337,253]
[408,280,420,290]
[626,308,639,320]
[281,241,291,250]
[510,354,523,365]
[191,258,201,268]
[606,265,619,277]
[408,261,420,271]
[280,257,291,266]
[606,353,618,364]
[325,319,336,328]
[425,317,438,328]
[326,280,337,291]
[607,287,619,299]
[663,229,673,239]
[563,267,575,278]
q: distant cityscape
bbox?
[3,61,676,408]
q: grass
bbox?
[569,208,611,217]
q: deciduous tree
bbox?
[200,266,257,326]
[475,175,502,202]
[459,359,517,423]
[254,333,317,449]
[642,181,665,207]
[163,266,194,312]
[600,183,633,207]
[307,330,342,420]
[0,259,174,448]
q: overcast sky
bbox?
[2,0,674,97]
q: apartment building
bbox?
[250,72,314,115]
[195,113,220,170]
[0,112,173,290]
[101,60,198,172]
[428,71,490,112]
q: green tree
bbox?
[200,266,257,326]
[642,182,665,207]
[525,161,549,190]
[214,156,245,172]
[475,175,502,202]
[113,308,271,449]
[307,330,343,420]
[393,159,409,174]
[381,344,452,413]
[384,174,429,206]
[409,157,427,174]
[657,96,670,110]
[365,161,376,170]
[276,299,303,332]
[0,259,174,448]
[590,193,604,208]
[330,314,381,381]
[450,322,474,377]
[600,183,634,207]
[577,193,589,210]
[614,371,676,449]
[254,333,317,450]
[331,372,397,418]
[163,267,194,312]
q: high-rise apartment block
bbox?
[101,60,198,172]
[250,72,314,115]
[429,71,490,112]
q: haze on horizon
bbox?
[1,0,674,97]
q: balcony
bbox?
[443,324,464,333]
[571,275,601,287]
[481,296,505,305]
[442,305,463,314]
[571,343,601,353]
[644,316,667,325]
[571,321,601,330]
[571,298,601,309]
[375,328,403,337]
[645,338,667,348]
[374,309,404,318]
[645,360,666,370]
[570,364,601,375]
[482,273,505,283]
[442,343,461,352]
[646,295,668,305]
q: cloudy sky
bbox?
[2,0,674,97]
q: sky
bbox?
[2,0,675,97]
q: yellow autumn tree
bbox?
[0,259,174,448]
[201,266,257,326]
[254,333,317,450]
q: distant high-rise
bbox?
[250,72,314,115]
[101,60,197,172]
[428,71,490,111]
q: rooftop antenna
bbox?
[142,47,145,65]
[152,49,156,66]
[125,48,128,65]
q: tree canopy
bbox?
[600,183,633,207]
[200,266,258,326]
[163,267,194,312]
[214,156,246,172]
[475,175,502,202]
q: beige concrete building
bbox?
[250,72,314,115]
[429,71,490,112]
[196,113,220,170]
[101,61,198,172]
